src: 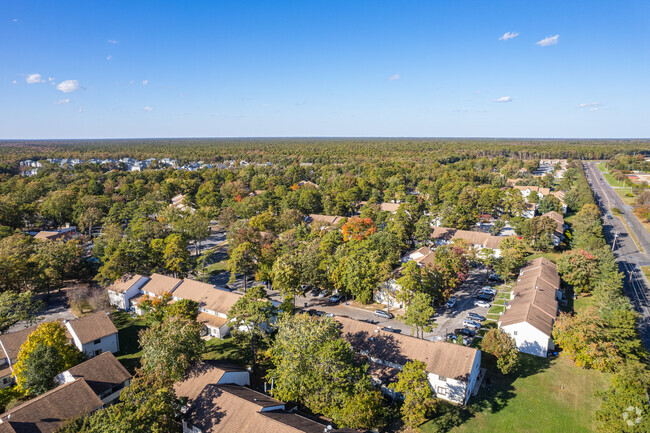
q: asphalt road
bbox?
[584,161,650,348]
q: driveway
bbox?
[7,290,77,333]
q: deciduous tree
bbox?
[389,360,437,429]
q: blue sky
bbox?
[2,1,649,139]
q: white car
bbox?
[474,300,490,308]
[445,298,457,308]
[480,287,497,296]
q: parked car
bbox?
[374,309,394,319]
[467,312,485,322]
[317,289,330,298]
[463,319,481,329]
[307,309,324,317]
[446,333,458,341]
[476,293,494,302]
[488,273,502,282]
[309,287,321,297]
[325,312,335,318]
[445,298,457,308]
[474,300,491,308]
[454,328,476,337]
[300,284,310,295]
[328,294,343,303]
[480,286,497,296]
[382,326,401,333]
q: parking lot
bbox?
[428,268,499,343]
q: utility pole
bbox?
[612,231,619,252]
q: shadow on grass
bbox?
[421,353,550,433]
[112,311,147,374]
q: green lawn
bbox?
[421,356,611,433]
[601,172,628,188]
[526,252,561,262]
[596,162,608,172]
[205,259,229,274]
[112,311,148,374]
[573,294,596,313]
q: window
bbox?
[438,375,447,382]
[94,349,102,356]
[93,338,101,345]
[513,331,518,336]
[436,386,447,396]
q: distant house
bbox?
[182,384,362,433]
[336,317,481,405]
[541,211,565,246]
[65,312,119,358]
[498,258,560,357]
[33,226,77,241]
[511,185,551,199]
[106,273,150,310]
[170,194,195,213]
[378,202,401,213]
[430,227,506,257]
[55,352,131,405]
[550,191,568,213]
[375,247,436,308]
[522,202,537,219]
[0,326,36,388]
[0,379,103,433]
[297,180,319,189]
[171,280,243,339]
[306,214,344,226]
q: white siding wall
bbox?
[501,322,551,357]
[218,371,250,386]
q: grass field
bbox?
[596,162,608,172]
[112,311,147,374]
[601,172,629,188]
[421,356,611,433]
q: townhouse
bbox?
[64,311,120,358]
[430,227,506,257]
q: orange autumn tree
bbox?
[341,217,376,242]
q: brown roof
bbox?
[512,185,551,195]
[175,360,247,402]
[66,311,118,345]
[198,312,229,328]
[173,282,242,315]
[542,211,564,235]
[0,379,103,433]
[0,326,37,363]
[336,317,479,381]
[409,247,436,267]
[63,352,131,396]
[499,259,559,336]
[379,203,400,212]
[106,273,148,294]
[185,385,357,433]
[430,227,505,250]
[141,273,182,296]
[308,214,342,225]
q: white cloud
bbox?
[77,107,83,113]
[56,80,80,93]
[48,77,54,81]
[26,73,45,84]
[494,96,512,103]
[536,34,559,46]
[55,98,70,104]
[11,80,17,84]
[12,18,18,22]
[142,79,148,86]
[108,39,118,44]
[388,74,400,81]
[590,107,599,112]
[143,106,153,111]
[499,32,519,41]
[106,55,112,61]
[578,102,601,108]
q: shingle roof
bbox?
[106,273,149,294]
[308,214,343,225]
[430,227,506,250]
[499,259,559,336]
[512,185,551,195]
[0,326,37,363]
[198,312,229,328]
[379,203,400,212]
[185,385,359,433]
[63,352,131,396]
[66,311,118,345]
[174,360,247,403]
[336,316,479,381]
[141,273,183,296]
[173,282,241,315]
[0,379,103,433]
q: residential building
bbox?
[306,214,344,226]
[0,379,103,433]
[182,384,361,433]
[541,211,565,246]
[297,180,319,189]
[65,312,119,358]
[106,273,150,310]
[55,352,131,405]
[171,280,242,338]
[175,360,250,404]
[132,273,183,312]
[498,258,560,357]
[336,317,482,405]
[0,326,36,388]
[430,227,506,257]
[522,202,537,219]
[550,191,568,213]
[33,226,77,241]
[375,247,435,308]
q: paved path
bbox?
[7,291,76,333]
[585,161,650,348]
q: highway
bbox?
[584,161,650,348]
